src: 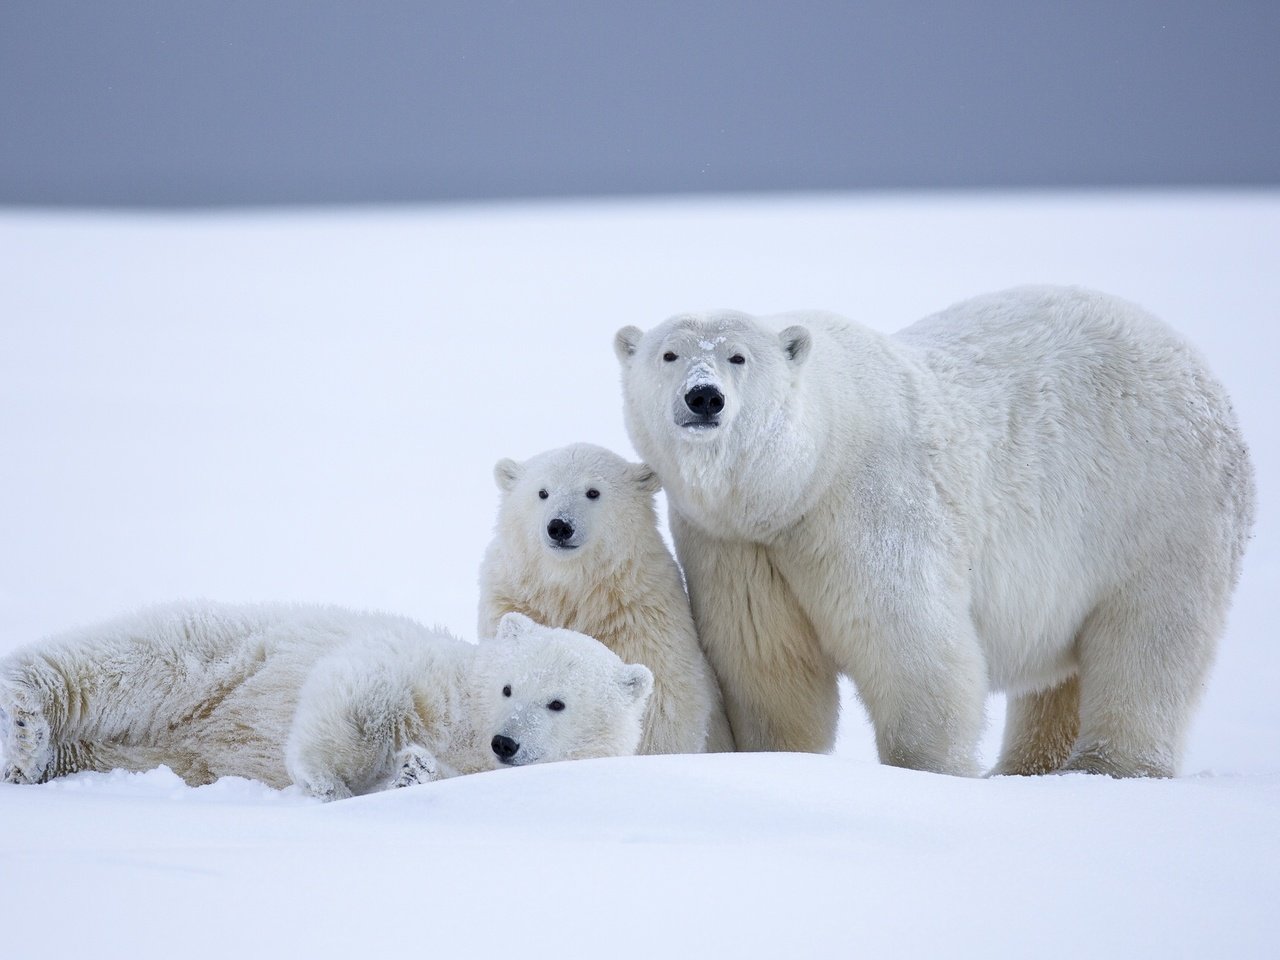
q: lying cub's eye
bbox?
[538,489,549,500]
[662,351,677,362]
[585,488,600,500]
[548,700,565,712]
[729,354,745,365]
[502,685,512,697]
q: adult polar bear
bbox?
[615,286,1254,778]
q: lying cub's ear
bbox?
[496,611,536,641]
[614,326,644,363]
[629,462,662,495]
[780,325,812,366]
[493,458,523,492]
[617,663,654,706]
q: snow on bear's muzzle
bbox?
[491,733,524,765]
[544,515,582,551]
[676,362,725,430]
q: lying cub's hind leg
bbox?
[990,675,1080,776]
[0,681,54,784]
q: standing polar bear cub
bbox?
[479,443,733,754]
[616,285,1254,778]
[0,603,653,798]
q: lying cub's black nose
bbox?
[684,384,725,417]
[547,518,574,543]
[492,734,520,761]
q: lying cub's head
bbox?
[473,612,653,768]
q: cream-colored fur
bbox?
[479,443,733,754]
[617,286,1255,778]
[0,603,653,798]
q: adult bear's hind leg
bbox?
[990,675,1079,776]
[1066,574,1222,778]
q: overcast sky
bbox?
[1,2,1276,206]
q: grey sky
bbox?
[1,2,1276,206]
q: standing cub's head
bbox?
[472,612,654,767]
[490,443,661,574]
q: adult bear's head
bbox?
[614,311,811,443]
[614,311,820,538]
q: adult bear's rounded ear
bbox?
[493,458,523,492]
[496,611,535,641]
[617,662,654,706]
[780,326,812,366]
[614,326,643,364]
[629,462,662,495]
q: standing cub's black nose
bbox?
[547,518,574,543]
[684,384,725,417]
[491,734,520,761]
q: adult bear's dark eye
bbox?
[548,700,565,712]
[502,685,512,697]
[729,354,745,365]
[585,488,600,500]
[663,351,677,362]
[538,489,549,500]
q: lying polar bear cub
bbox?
[0,603,653,799]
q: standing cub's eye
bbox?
[538,489,548,500]
[729,354,745,365]
[502,685,512,697]
[548,700,565,712]
[662,351,678,362]
[585,488,600,500]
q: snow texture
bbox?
[1,192,1277,957]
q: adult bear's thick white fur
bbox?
[479,443,733,753]
[616,285,1254,778]
[0,603,653,798]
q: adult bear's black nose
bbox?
[684,384,725,417]
[547,518,574,543]
[492,734,520,762]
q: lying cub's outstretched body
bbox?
[0,603,653,798]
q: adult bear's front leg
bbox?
[774,520,988,777]
[828,595,986,777]
[671,513,838,753]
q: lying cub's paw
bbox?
[391,746,439,788]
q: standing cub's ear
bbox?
[780,325,812,366]
[614,326,644,363]
[617,662,655,706]
[493,458,524,492]
[495,611,536,642]
[629,462,662,495]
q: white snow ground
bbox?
[1,192,1277,957]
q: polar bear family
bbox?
[0,285,1255,791]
